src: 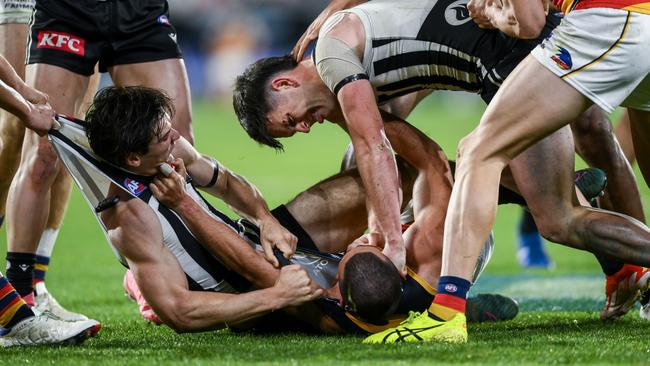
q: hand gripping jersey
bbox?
[316,0,560,104]
[49,115,252,294]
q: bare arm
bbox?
[339,81,405,273]
[0,55,54,134]
[468,0,548,39]
[173,140,297,265]
[102,193,319,333]
[292,0,368,61]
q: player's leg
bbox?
[6,64,89,306]
[570,105,649,319]
[628,108,650,319]
[571,106,644,223]
[109,59,194,144]
[33,71,99,289]
[614,110,635,163]
[0,23,28,228]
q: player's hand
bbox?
[150,158,188,209]
[18,83,49,105]
[259,216,297,268]
[382,237,407,276]
[468,0,497,29]
[291,0,366,62]
[24,102,56,135]
[275,265,323,307]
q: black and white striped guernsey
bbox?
[125,176,254,294]
[319,0,552,104]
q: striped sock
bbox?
[429,276,471,321]
[0,274,34,329]
[33,255,50,285]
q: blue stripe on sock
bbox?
[436,276,471,299]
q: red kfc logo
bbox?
[37,31,85,56]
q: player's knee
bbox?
[23,142,60,181]
[534,214,570,244]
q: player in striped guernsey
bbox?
[367,0,650,343]
[234,0,649,334]
[82,86,324,332]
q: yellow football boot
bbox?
[363,311,467,344]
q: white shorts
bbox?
[532,8,650,113]
[0,0,34,25]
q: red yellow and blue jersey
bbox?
[553,0,650,14]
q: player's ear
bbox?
[270,76,300,91]
[125,153,142,168]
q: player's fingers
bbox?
[149,183,162,197]
[159,163,174,177]
[277,241,295,259]
[173,158,187,176]
[262,242,279,268]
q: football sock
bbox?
[33,228,58,285]
[0,273,35,329]
[0,215,4,229]
[6,252,35,297]
[33,255,50,286]
[519,210,538,234]
[429,276,471,321]
[595,255,624,277]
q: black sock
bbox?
[5,252,35,296]
[518,210,538,234]
[0,215,4,228]
[595,255,624,276]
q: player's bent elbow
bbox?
[516,17,545,39]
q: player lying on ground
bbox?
[71,86,521,334]
[234,0,650,324]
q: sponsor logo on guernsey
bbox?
[124,178,147,196]
[157,15,170,25]
[444,283,458,293]
[551,47,572,70]
[445,0,472,26]
[37,31,85,56]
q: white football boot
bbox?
[0,311,100,347]
[33,282,89,321]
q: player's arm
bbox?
[468,0,548,39]
[102,193,320,332]
[0,55,54,134]
[172,139,297,266]
[318,14,405,272]
[380,90,433,120]
[292,0,368,61]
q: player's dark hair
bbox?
[339,252,402,322]
[233,55,298,151]
[85,86,174,167]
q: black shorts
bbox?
[479,13,562,104]
[26,0,181,75]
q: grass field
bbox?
[1,95,649,364]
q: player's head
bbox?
[338,244,402,322]
[85,86,179,174]
[233,55,334,150]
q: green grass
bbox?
[1,95,649,364]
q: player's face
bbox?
[139,115,180,172]
[265,88,331,138]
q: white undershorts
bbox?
[532,8,650,113]
[0,0,34,25]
